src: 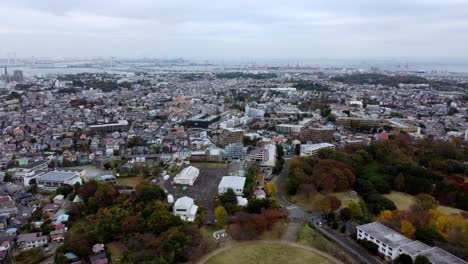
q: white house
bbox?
[174,166,199,186]
[300,143,335,157]
[173,196,198,222]
[16,233,48,250]
[357,222,466,264]
[218,176,246,196]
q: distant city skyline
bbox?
[0,0,468,59]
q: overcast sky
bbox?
[1,0,468,59]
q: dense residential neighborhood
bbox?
[0,60,467,264]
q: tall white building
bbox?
[300,143,335,157]
[245,105,265,118]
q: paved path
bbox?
[274,158,383,264]
[315,224,383,264]
[196,240,344,264]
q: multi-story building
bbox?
[89,120,129,132]
[219,128,244,146]
[336,117,382,128]
[245,105,265,118]
[300,127,335,143]
[223,143,244,160]
[357,222,466,263]
[248,144,276,167]
[276,124,304,134]
[300,143,335,157]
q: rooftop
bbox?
[357,222,412,249]
[39,171,79,183]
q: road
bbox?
[274,157,382,264]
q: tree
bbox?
[122,215,146,234]
[414,255,431,264]
[328,195,342,211]
[339,207,352,221]
[265,182,277,197]
[3,171,13,182]
[415,227,445,245]
[94,183,119,208]
[219,188,237,205]
[396,254,413,264]
[214,206,228,227]
[378,210,394,222]
[135,183,165,203]
[56,184,74,196]
[394,173,406,191]
[414,194,438,211]
[147,201,177,235]
[348,201,363,218]
[401,220,416,239]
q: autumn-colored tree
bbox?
[315,196,331,213]
[265,182,277,198]
[94,183,119,208]
[400,220,416,238]
[394,173,406,191]
[262,209,283,229]
[122,215,146,234]
[378,210,394,222]
[215,206,228,227]
[328,195,342,211]
[252,214,268,233]
[339,207,352,221]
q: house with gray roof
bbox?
[37,171,82,190]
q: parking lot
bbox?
[164,164,228,212]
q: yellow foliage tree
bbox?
[378,210,394,222]
[265,182,278,198]
[214,206,228,227]
[400,220,416,238]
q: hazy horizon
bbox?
[1,0,468,59]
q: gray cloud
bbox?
[0,0,467,59]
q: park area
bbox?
[203,242,339,264]
[289,190,362,211]
[383,191,466,215]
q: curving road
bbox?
[274,157,382,264]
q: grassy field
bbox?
[204,243,336,264]
[290,191,361,210]
[107,241,125,263]
[384,191,466,215]
[298,224,359,264]
[116,176,147,188]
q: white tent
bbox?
[174,166,199,186]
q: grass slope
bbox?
[204,243,335,264]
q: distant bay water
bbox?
[7,58,468,76]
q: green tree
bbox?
[396,254,413,264]
[219,188,237,205]
[415,227,445,245]
[348,201,363,218]
[214,206,228,227]
[3,171,13,182]
[414,194,439,211]
[414,255,431,264]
